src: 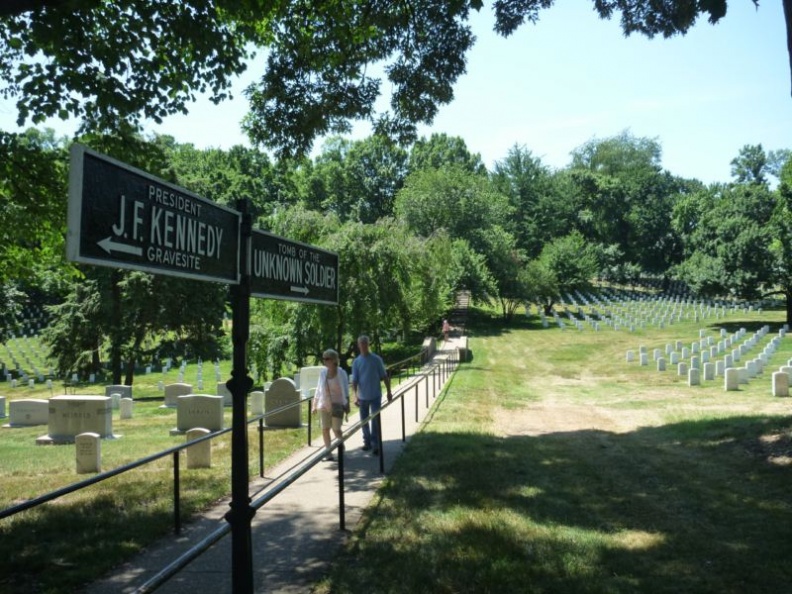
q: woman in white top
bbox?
[312,348,349,461]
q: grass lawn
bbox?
[0,361,317,594]
[316,304,792,594]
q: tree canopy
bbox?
[2,0,787,160]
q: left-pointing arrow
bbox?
[98,237,143,256]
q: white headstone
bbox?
[120,397,133,419]
[298,366,324,397]
[703,362,715,381]
[626,350,635,363]
[0,396,5,418]
[250,390,265,416]
[678,362,688,376]
[216,382,233,407]
[7,398,48,426]
[172,394,224,433]
[105,385,132,408]
[265,378,301,428]
[75,432,101,474]
[164,382,193,408]
[657,358,666,372]
[38,395,114,444]
[688,368,700,386]
[772,371,789,397]
[186,427,212,469]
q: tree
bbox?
[730,144,769,186]
[5,1,784,159]
[768,155,792,323]
[44,268,228,384]
[408,133,487,175]
[673,182,777,304]
[565,131,688,277]
[294,135,408,223]
[527,232,598,315]
[0,129,69,283]
[491,144,560,258]
[395,166,512,252]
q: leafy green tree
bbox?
[408,133,486,175]
[293,135,408,223]
[527,232,598,315]
[479,225,527,319]
[566,131,687,276]
[673,182,776,303]
[44,269,228,384]
[156,137,280,214]
[491,144,563,258]
[0,1,251,132]
[0,128,69,284]
[2,0,783,157]
[768,156,792,323]
[395,166,511,252]
[730,144,769,186]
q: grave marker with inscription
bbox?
[37,395,114,445]
[172,394,224,434]
[265,378,301,428]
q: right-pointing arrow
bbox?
[290,286,309,295]
[98,237,143,257]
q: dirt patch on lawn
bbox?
[492,401,662,436]
[493,401,792,467]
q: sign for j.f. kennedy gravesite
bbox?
[250,230,339,306]
[67,144,240,284]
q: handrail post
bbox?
[338,441,346,531]
[173,450,181,535]
[377,410,384,474]
[400,390,406,442]
[414,383,419,423]
[258,417,265,478]
[307,397,313,446]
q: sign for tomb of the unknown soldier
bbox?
[250,230,339,306]
[67,144,241,284]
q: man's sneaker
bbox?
[371,449,379,456]
[362,444,371,451]
[324,454,334,461]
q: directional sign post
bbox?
[250,230,339,306]
[67,144,241,284]
[67,145,340,594]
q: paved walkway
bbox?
[84,339,462,594]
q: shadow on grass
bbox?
[705,320,788,335]
[327,414,792,594]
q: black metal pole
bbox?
[173,451,181,535]
[338,441,346,530]
[225,199,255,594]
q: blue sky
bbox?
[1,1,789,185]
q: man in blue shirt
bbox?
[351,335,392,455]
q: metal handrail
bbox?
[133,351,458,593]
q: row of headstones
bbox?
[556,290,750,333]
[627,325,791,393]
[585,292,749,330]
[6,370,332,471]
[574,287,752,316]
[0,372,323,443]
[75,426,213,474]
[2,336,51,369]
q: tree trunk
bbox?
[786,289,792,327]
[110,272,123,385]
